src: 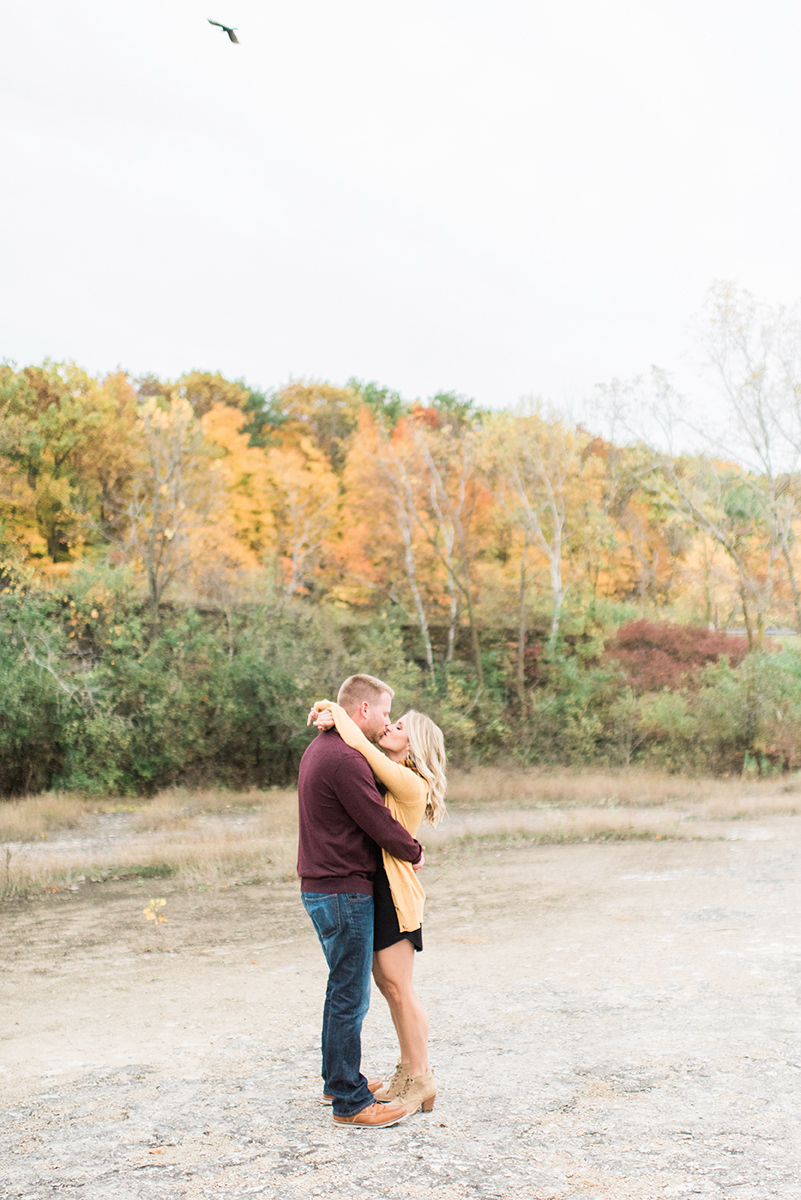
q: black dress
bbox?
[373,853,423,953]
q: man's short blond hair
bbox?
[336,673,394,714]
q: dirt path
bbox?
[2,814,801,1199]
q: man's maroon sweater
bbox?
[297,729,423,894]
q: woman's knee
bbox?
[372,969,391,1000]
[372,964,398,997]
[374,970,413,1006]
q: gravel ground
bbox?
[2,812,801,1199]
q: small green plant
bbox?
[142,896,168,950]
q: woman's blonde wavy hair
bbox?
[403,710,447,826]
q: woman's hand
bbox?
[307,702,335,730]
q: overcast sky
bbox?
[3,1,801,419]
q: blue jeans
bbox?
[302,892,375,1117]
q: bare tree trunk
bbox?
[414,429,483,688]
[127,398,217,628]
[386,467,436,686]
[456,520,483,691]
[740,585,754,651]
[779,533,801,634]
[445,574,458,663]
[506,453,571,651]
[517,532,529,710]
[401,519,436,686]
[756,608,765,652]
[547,541,567,647]
[423,477,458,661]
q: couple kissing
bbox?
[297,673,446,1128]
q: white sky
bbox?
[3,1,801,417]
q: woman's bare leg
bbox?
[372,940,429,1077]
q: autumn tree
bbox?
[583,436,691,609]
[270,382,362,471]
[173,371,250,419]
[123,397,221,617]
[341,409,440,683]
[0,362,140,569]
[339,396,488,691]
[264,438,340,598]
[701,282,801,634]
[200,403,277,566]
[479,404,600,649]
[644,447,779,650]
[405,406,486,687]
[0,365,40,562]
[604,363,794,649]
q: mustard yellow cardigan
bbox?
[316,702,427,933]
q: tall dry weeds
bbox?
[445,766,801,812]
[2,772,800,896]
[1,787,300,896]
[0,793,92,843]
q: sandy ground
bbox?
[2,812,801,1200]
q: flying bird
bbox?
[208,19,239,43]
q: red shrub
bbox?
[604,619,750,692]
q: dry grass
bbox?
[425,804,690,849]
[446,765,801,817]
[129,787,295,831]
[0,787,299,897]
[2,770,801,897]
[0,792,117,843]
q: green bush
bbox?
[0,592,65,794]
[693,651,801,773]
[594,647,801,775]
[3,567,800,795]
[523,649,614,765]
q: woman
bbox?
[310,699,447,1116]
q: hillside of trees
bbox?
[3,285,801,795]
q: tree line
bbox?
[3,282,801,794]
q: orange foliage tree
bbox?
[201,402,276,569]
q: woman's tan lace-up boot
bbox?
[373,1062,410,1102]
[397,1068,437,1114]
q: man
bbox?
[298,673,424,1128]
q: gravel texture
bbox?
[2,812,801,1199]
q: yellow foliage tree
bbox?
[479,405,606,646]
[264,436,340,596]
[124,397,222,614]
[0,363,141,572]
[175,372,250,418]
[271,382,361,470]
